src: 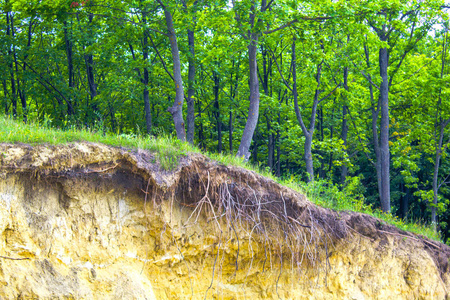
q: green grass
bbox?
[0,115,198,170]
[300,179,441,241]
[0,115,441,242]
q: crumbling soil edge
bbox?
[1,142,449,282]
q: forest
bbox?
[1,0,450,241]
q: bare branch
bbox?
[148,33,175,82]
[267,45,293,92]
[265,0,275,10]
[265,19,299,35]
[360,71,381,90]
[128,42,143,81]
[318,83,341,104]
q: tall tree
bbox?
[232,0,266,159]
[155,0,186,141]
[360,0,443,212]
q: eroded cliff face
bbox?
[0,143,449,299]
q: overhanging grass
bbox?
[0,115,197,170]
[0,115,441,242]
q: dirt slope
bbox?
[0,142,448,299]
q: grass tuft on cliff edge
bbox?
[0,115,441,242]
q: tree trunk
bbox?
[142,10,152,134]
[341,67,349,185]
[234,0,268,160]
[372,105,382,202]
[267,116,274,171]
[84,52,97,97]
[83,14,97,107]
[6,11,17,117]
[181,0,196,144]
[431,119,449,226]
[16,17,34,123]
[399,182,409,220]
[186,28,195,144]
[364,44,383,204]
[2,80,8,114]
[143,70,152,134]
[213,70,222,153]
[237,36,260,160]
[161,4,186,141]
[340,105,348,185]
[432,156,438,226]
[276,112,281,177]
[64,21,75,116]
[12,16,27,123]
[291,39,319,182]
[379,47,390,213]
[229,110,233,154]
[252,125,259,163]
[318,107,326,178]
[261,46,269,95]
[304,133,314,181]
[430,32,449,229]
[229,60,239,154]
[198,97,204,150]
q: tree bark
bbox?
[267,116,274,171]
[432,148,441,226]
[235,0,267,160]
[6,11,17,117]
[182,0,196,144]
[84,52,97,100]
[318,107,326,178]
[142,8,152,134]
[365,44,384,209]
[15,17,34,123]
[12,13,27,122]
[372,102,383,204]
[83,14,98,111]
[213,70,222,153]
[379,46,390,213]
[237,36,260,159]
[229,110,233,153]
[64,21,75,116]
[158,1,186,141]
[2,80,8,114]
[261,45,269,95]
[431,118,450,225]
[143,69,152,134]
[228,60,239,154]
[340,67,349,185]
[186,28,195,144]
[431,31,449,228]
[340,105,348,184]
[399,182,410,220]
[251,124,259,163]
[276,112,281,177]
[304,133,314,181]
[291,39,319,182]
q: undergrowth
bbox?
[0,115,441,242]
[301,179,441,241]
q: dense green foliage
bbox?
[1,0,449,241]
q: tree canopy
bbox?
[2,0,450,241]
